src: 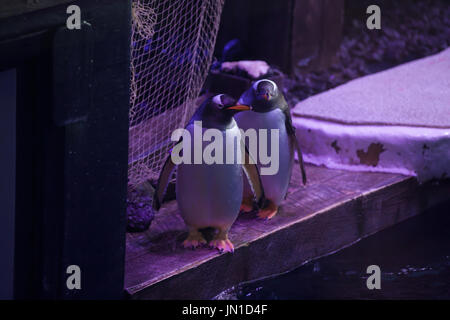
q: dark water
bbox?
[233,201,450,300]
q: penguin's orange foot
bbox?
[183,230,207,249]
[257,201,278,220]
[209,238,234,253]
[240,196,254,213]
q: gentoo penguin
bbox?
[153,94,266,253]
[235,79,307,219]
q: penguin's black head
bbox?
[198,94,252,129]
[254,79,278,102]
[239,79,280,113]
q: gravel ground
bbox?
[285,0,450,106]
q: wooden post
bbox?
[291,0,344,72]
[0,0,131,299]
[215,0,344,74]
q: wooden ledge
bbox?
[125,164,450,299]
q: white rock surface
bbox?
[221,60,270,79]
[293,117,449,182]
[292,49,450,182]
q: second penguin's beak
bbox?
[226,105,252,111]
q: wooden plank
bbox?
[291,0,344,72]
[291,0,323,70]
[214,0,294,72]
[214,0,343,74]
[318,0,344,69]
[57,0,131,299]
[125,164,450,299]
[52,22,93,125]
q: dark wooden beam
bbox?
[1,0,131,299]
[0,0,74,19]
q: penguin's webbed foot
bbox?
[209,239,234,253]
[209,229,234,253]
[183,229,207,249]
[240,196,254,213]
[257,200,278,220]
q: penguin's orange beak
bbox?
[227,105,252,111]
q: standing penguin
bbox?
[235,79,307,219]
[153,94,266,253]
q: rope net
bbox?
[128,0,225,187]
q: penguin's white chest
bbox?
[235,109,294,205]
[176,122,243,229]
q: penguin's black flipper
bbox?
[240,139,267,209]
[152,154,175,211]
[281,104,307,185]
[152,138,182,210]
[289,132,307,185]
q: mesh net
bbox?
[128,0,225,187]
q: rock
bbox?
[221,60,270,79]
[292,49,450,182]
[126,186,155,232]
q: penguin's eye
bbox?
[213,94,225,109]
[257,91,270,99]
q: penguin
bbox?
[235,79,307,220]
[153,94,266,253]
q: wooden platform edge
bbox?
[126,177,450,299]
